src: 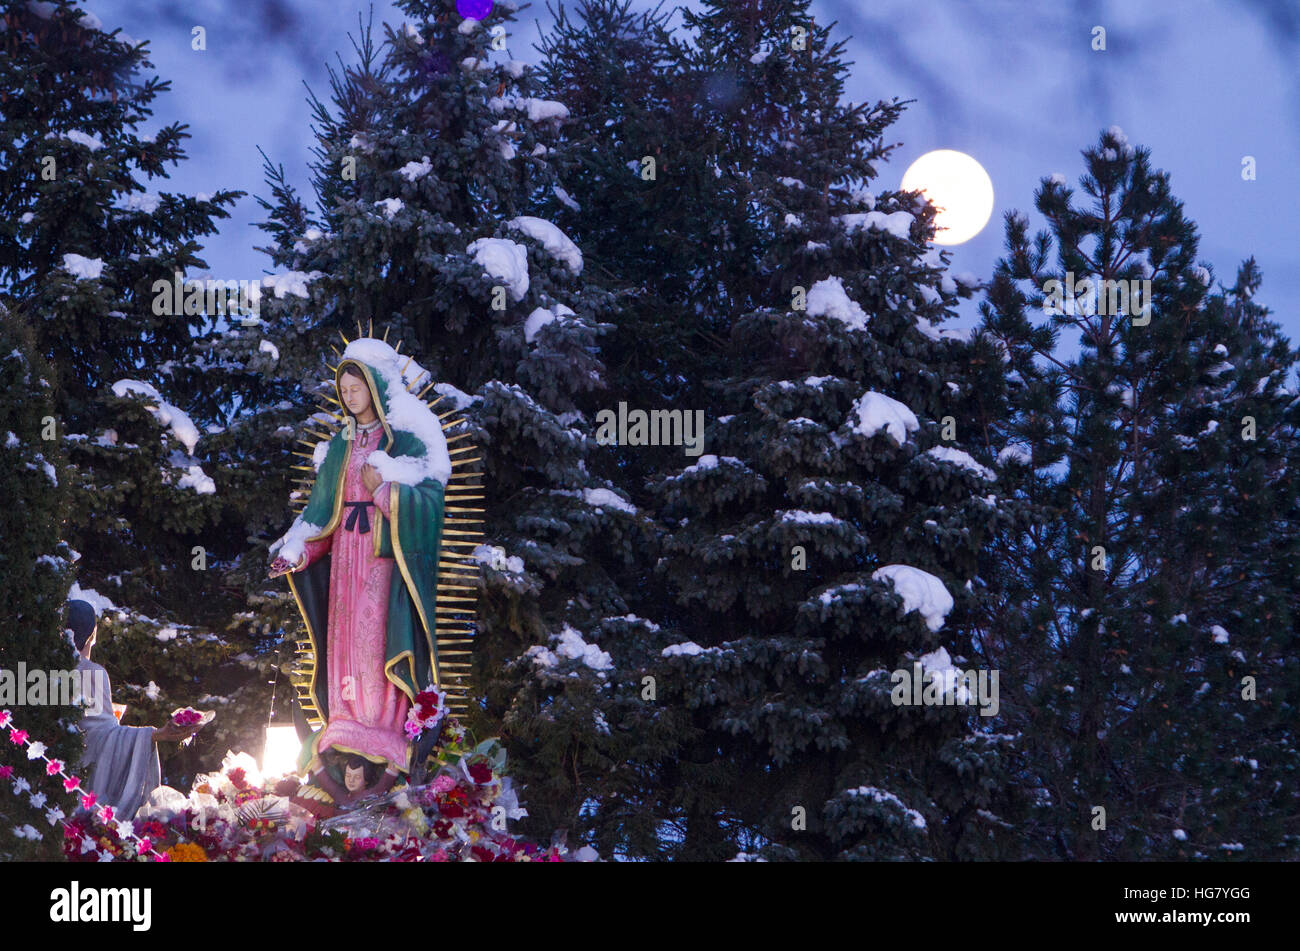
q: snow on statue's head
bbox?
[337,339,433,411]
[334,337,453,485]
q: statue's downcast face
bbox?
[339,367,374,420]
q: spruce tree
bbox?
[0,305,79,859]
[0,0,253,787]
[541,0,1026,859]
[974,127,1300,859]
[525,0,699,859]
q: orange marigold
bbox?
[167,842,209,863]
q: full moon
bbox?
[900,150,994,246]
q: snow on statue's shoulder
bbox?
[852,391,918,446]
[339,338,452,485]
[872,564,953,632]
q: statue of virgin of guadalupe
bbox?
[268,338,453,811]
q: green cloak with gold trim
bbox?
[284,355,445,769]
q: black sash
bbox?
[343,500,372,534]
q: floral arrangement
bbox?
[55,721,595,863]
[403,688,447,740]
[172,708,203,727]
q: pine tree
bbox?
[974,127,1300,859]
[247,0,651,846]
[0,305,79,859]
[541,0,1026,859]
[0,0,253,789]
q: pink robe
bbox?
[297,423,410,772]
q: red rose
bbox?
[227,767,247,789]
[440,802,466,819]
[467,761,493,784]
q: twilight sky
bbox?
[90,0,1299,345]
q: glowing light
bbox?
[261,726,302,779]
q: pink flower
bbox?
[0,766,12,780]
[137,837,151,855]
[8,728,28,745]
[404,719,423,740]
[152,851,171,862]
[0,710,11,729]
[81,791,98,810]
[432,774,456,794]
[46,760,64,776]
[429,850,449,862]
[63,776,81,793]
[97,805,115,824]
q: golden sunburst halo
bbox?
[288,323,484,723]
